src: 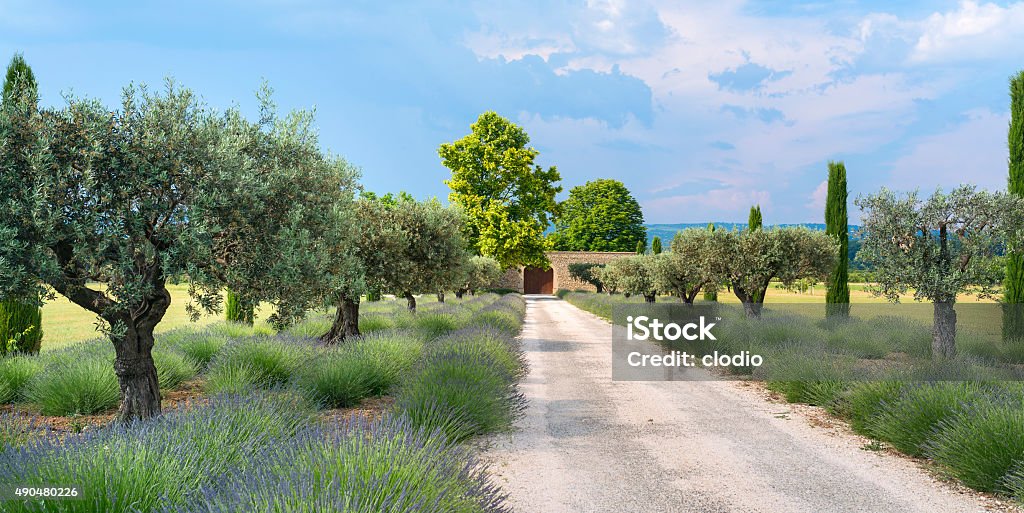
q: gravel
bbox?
[482,296,1020,513]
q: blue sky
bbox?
[2,0,1022,223]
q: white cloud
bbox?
[808,180,828,210]
[886,108,1009,191]
[911,1,1024,62]
[645,187,772,222]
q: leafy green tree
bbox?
[636,238,646,255]
[0,82,358,420]
[703,224,719,301]
[464,256,502,296]
[224,289,254,325]
[548,179,646,252]
[748,205,762,231]
[825,161,851,318]
[856,186,1024,359]
[1005,70,1024,341]
[706,228,837,317]
[567,263,606,293]
[603,256,659,302]
[439,112,561,269]
[0,52,42,354]
[653,229,725,304]
[651,236,662,255]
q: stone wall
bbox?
[493,251,635,293]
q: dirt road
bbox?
[483,296,1016,513]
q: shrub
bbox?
[555,288,570,299]
[281,317,332,339]
[152,348,198,390]
[927,401,1024,493]
[429,328,526,381]
[869,382,981,457]
[0,393,315,513]
[206,336,310,389]
[343,331,424,395]
[24,357,120,416]
[168,333,227,369]
[397,349,524,443]
[1004,463,1024,503]
[207,321,274,339]
[203,363,266,396]
[358,314,395,334]
[0,299,42,355]
[414,311,463,339]
[182,416,508,513]
[294,350,372,409]
[835,381,904,436]
[0,355,42,403]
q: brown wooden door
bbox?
[524,267,554,294]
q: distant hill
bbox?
[644,223,861,242]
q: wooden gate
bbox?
[523,267,554,294]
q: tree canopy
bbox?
[438,111,561,269]
[548,178,646,252]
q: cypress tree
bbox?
[225,289,255,326]
[1005,70,1024,341]
[636,238,646,255]
[825,161,850,318]
[748,205,762,231]
[651,236,662,255]
[703,223,718,301]
[0,52,42,354]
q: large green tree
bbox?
[0,82,358,419]
[857,186,1024,359]
[825,161,850,318]
[548,179,646,252]
[602,256,659,302]
[439,112,561,269]
[1005,70,1024,341]
[0,53,42,354]
[654,229,723,303]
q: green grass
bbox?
[927,400,1024,493]
[0,355,43,404]
[151,348,198,391]
[24,356,120,416]
[205,337,311,390]
[869,383,982,457]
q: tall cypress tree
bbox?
[1005,70,1024,341]
[0,53,42,354]
[651,236,662,255]
[703,223,718,301]
[748,205,762,231]
[636,238,646,255]
[825,161,850,318]
[225,289,255,326]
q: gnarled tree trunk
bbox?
[933,301,957,360]
[436,292,445,303]
[320,294,360,345]
[108,287,171,422]
[643,293,656,303]
[405,292,416,312]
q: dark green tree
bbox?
[567,263,606,293]
[1006,70,1024,341]
[703,224,718,301]
[636,238,646,255]
[825,161,850,318]
[651,236,662,255]
[548,179,646,252]
[439,112,561,269]
[0,52,42,354]
[748,205,762,231]
[224,289,254,325]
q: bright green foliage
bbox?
[825,161,850,318]
[548,178,646,252]
[567,262,606,293]
[651,236,662,255]
[0,53,42,354]
[748,205,762,231]
[703,224,718,301]
[1005,70,1024,340]
[0,299,41,354]
[856,186,1024,357]
[465,255,502,293]
[224,289,254,325]
[636,238,646,255]
[602,255,659,302]
[439,112,561,268]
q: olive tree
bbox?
[567,262,605,293]
[603,255,659,302]
[463,255,502,296]
[654,229,724,304]
[856,186,1024,359]
[708,228,837,318]
[0,82,357,420]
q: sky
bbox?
[1,0,1022,224]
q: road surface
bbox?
[483,296,1016,513]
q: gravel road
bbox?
[482,296,1018,513]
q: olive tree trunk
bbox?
[436,292,445,303]
[320,294,360,345]
[932,301,957,360]
[405,292,416,312]
[107,287,171,422]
